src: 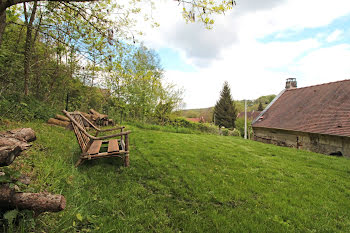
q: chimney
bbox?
[285,78,297,89]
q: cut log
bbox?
[0,128,36,142]
[0,137,31,151]
[89,109,108,120]
[0,146,21,166]
[80,112,93,121]
[0,185,66,213]
[80,112,94,127]
[108,119,115,126]
[55,114,70,122]
[48,118,70,127]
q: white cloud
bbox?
[136,0,350,109]
[326,29,343,43]
[294,44,350,86]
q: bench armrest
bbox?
[92,131,131,140]
[97,126,125,132]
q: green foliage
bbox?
[130,117,219,135]
[0,14,182,123]
[214,81,237,128]
[179,0,235,29]
[235,117,253,138]
[0,95,57,121]
[178,107,214,123]
[154,101,176,125]
[235,94,276,112]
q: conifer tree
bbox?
[258,102,264,111]
[214,81,237,128]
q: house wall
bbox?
[253,127,350,157]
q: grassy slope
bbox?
[1,121,350,232]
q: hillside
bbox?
[1,121,350,232]
[178,94,276,122]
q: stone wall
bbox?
[253,127,350,157]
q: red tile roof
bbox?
[252,79,350,137]
[237,111,261,121]
[186,117,205,123]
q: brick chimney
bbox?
[285,78,297,89]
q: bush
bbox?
[234,118,252,138]
[129,118,220,135]
[228,128,241,137]
[0,95,58,121]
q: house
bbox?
[252,78,350,157]
[186,116,205,123]
[237,111,261,121]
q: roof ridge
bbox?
[286,79,350,92]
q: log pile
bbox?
[0,128,66,213]
[47,114,71,128]
[0,128,35,166]
[47,109,115,128]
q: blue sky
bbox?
[157,48,196,72]
[140,0,350,109]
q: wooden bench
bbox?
[63,110,131,167]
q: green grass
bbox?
[1,121,350,232]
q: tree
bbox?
[214,81,237,128]
[0,0,236,45]
[258,102,263,111]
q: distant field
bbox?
[1,121,350,232]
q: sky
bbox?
[137,0,350,109]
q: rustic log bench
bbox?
[63,110,131,167]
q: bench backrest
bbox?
[63,111,92,152]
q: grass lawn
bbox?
[1,121,350,232]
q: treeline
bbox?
[178,94,276,122]
[0,2,183,123]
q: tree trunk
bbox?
[0,185,66,212]
[23,1,38,96]
[0,8,5,46]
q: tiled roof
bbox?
[186,117,205,123]
[252,79,350,137]
[237,111,261,120]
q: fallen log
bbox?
[0,146,21,167]
[89,109,108,120]
[0,137,31,151]
[0,185,66,213]
[0,128,36,142]
[47,118,70,127]
[55,114,70,122]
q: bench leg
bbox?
[124,154,129,167]
[75,158,84,167]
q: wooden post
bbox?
[124,134,129,167]
[244,99,247,139]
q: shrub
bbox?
[228,128,241,137]
[0,95,57,121]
